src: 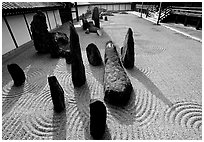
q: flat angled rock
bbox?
[7,63,26,86]
[86,43,103,66]
[104,41,133,106]
[121,28,135,69]
[48,76,65,113]
[82,18,90,30]
[90,100,107,139]
[69,22,86,87]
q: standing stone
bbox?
[104,16,108,21]
[30,11,50,53]
[7,63,26,86]
[69,22,86,87]
[86,43,103,66]
[31,11,68,58]
[90,100,107,139]
[48,76,65,113]
[104,41,133,106]
[92,7,100,28]
[65,50,71,64]
[121,28,135,69]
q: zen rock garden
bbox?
[7,8,135,140]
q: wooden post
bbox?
[75,2,79,22]
[175,14,178,24]
[184,15,188,26]
[157,2,162,25]
[140,2,143,18]
[196,18,201,30]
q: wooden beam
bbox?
[3,16,18,48]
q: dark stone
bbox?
[48,76,65,113]
[104,41,133,106]
[100,15,103,19]
[92,7,100,28]
[90,100,107,139]
[87,21,99,33]
[86,43,103,66]
[53,32,69,47]
[82,18,90,30]
[104,16,108,21]
[65,50,71,64]
[48,33,61,58]
[7,63,26,86]
[121,28,135,69]
[30,11,62,58]
[69,22,86,87]
[30,11,50,53]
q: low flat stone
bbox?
[7,63,26,86]
[86,43,103,66]
[48,76,65,113]
[121,28,135,69]
[82,18,90,30]
[104,41,133,106]
[90,100,107,139]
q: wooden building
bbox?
[2,2,65,55]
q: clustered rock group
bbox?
[7,7,135,140]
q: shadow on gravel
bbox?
[52,111,67,140]
[105,90,137,125]
[88,64,105,85]
[2,84,25,116]
[127,66,173,107]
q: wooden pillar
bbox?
[45,11,51,30]
[3,16,18,48]
[23,14,32,39]
[184,15,188,26]
[175,14,178,24]
[140,2,143,18]
[75,2,79,22]
[196,18,201,30]
[157,2,162,25]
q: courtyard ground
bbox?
[2,12,202,140]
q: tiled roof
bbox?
[2,2,64,10]
[2,2,65,16]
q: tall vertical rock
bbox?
[90,100,107,139]
[30,11,50,53]
[48,76,65,113]
[121,28,135,69]
[92,7,100,28]
[104,41,133,106]
[7,63,26,86]
[69,22,86,87]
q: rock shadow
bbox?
[126,66,173,107]
[2,83,25,116]
[105,89,137,125]
[52,111,67,140]
[88,64,104,85]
